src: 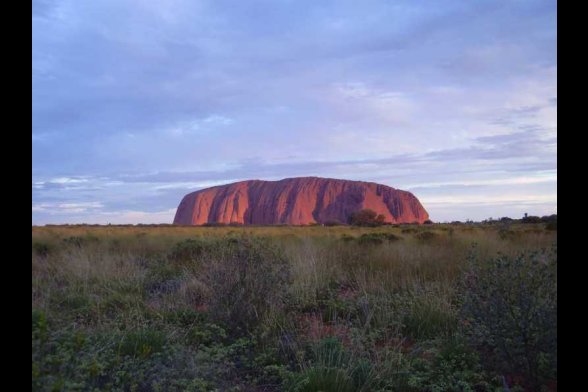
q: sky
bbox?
[32,0,557,224]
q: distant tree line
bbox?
[475,214,557,225]
[39,212,556,228]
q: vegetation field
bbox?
[32,223,556,391]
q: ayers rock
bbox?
[173,177,429,225]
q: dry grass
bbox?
[32,223,556,391]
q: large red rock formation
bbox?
[173,177,429,225]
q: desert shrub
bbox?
[32,309,48,343]
[32,241,53,257]
[357,233,384,246]
[117,329,166,358]
[423,219,433,225]
[459,249,557,390]
[186,323,228,346]
[198,237,292,336]
[350,209,386,227]
[415,231,439,241]
[406,337,493,392]
[169,238,209,263]
[401,228,418,234]
[357,232,402,246]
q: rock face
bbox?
[173,177,429,225]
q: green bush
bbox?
[32,309,48,343]
[406,337,492,392]
[117,329,166,358]
[357,232,402,246]
[200,237,292,336]
[459,249,557,390]
[186,323,227,346]
[32,241,53,257]
[169,238,209,263]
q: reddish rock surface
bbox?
[173,177,429,225]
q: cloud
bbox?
[162,114,234,137]
[405,172,557,190]
[85,209,178,225]
[33,208,177,225]
[32,201,104,214]
[32,0,556,224]
[421,194,556,206]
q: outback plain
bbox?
[32,220,556,391]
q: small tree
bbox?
[349,209,387,226]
